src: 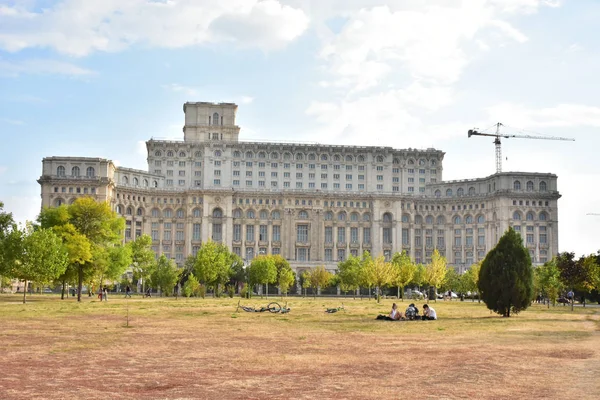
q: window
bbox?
[402,229,409,245]
[71,166,80,177]
[338,212,346,221]
[272,210,281,220]
[363,228,371,244]
[350,227,358,243]
[453,216,461,224]
[298,210,308,219]
[325,227,333,243]
[325,249,333,261]
[56,166,64,176]
[526,181,534,191]
[176,209,184,218]
[383,213,392,223]
[246,225,255,241]
[272,225,281,241]
[247,210,255,219]
[337,227,346,243]
[539,212,547,221]
[446,189,452,196]
[513,211,522,220]
[383,228,392,244]
[297,225,309,242]
[539,181,547,191]
[514,180,521,190]
[259,225,268,241]
[526,212,535,221]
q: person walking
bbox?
[103,286,108,302]
[125,285,132,298]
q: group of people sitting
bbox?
[377,303,437,321]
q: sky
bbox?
[0,0,599,256]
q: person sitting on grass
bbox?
[376,303,403,321]
[405,303,419,320]
[421,304,437,320]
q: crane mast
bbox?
[468,122,575,173]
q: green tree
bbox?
[9,225,69,303]
[364,255,394,303]
[183,274,200,297]
[440,268,460,300]
[248,254,277,298]
[478,227,533,317]
[534,260,562,307]
[273,255,295,297]
[462,262,481,302]
[300,271,310,297]
[193,241,234,296]
[425,249,448,302]
[411,263,426,292]
[337,255,361,298]
[306,265,333,298]
[151,255,182,296]
[128,234,155,293]
[38,198,124,302]
[391,251,416,301]
[556,252,592,310]
[358,251,375,299]
[0,201,17,292]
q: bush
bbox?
[226,284,235,298]
[198,284,206,299]
[240,283,251,299]
[183,275,200,298]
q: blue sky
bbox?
[1,0,599,256]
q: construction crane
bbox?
[467,122,575,173]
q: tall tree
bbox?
[273,255,294,297]
[364,255,395,303]
[248,254,277,298]
[534,260,562,307]
[193,241,234,296]
[412,263,426,293]
[391,251,416,301]
[0,201,17,291]
[358,251,376,300]
[128,234,155,293]
[425,249,448,302]
[462,262,481,302]
[478,227,533,317]
[555,252,590,311]
[9,225,69,303]
[307,265,333,299]
[337,254,361,298]
[151,255,182,296]
[440,268,460,300]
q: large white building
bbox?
[38,102,560,274]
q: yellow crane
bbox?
[468,122,575,173]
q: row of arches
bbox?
[435,180,548,197]
[514,180,547,192]
[513,211,549,221]
[56,166,95,178]
[121,176,158,188]
[232,151,375,163]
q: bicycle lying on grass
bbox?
[236,300,291,314]
[325,304,345,313]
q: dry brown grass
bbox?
[0,294,599,399]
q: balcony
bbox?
[162,240,172,245]
[324,242,334,248]
[362,242,372,248]
[295,241,310,248]
[258,240,269,247]
[349,241,360,248]
[175,240,185,246]
[272,241,281,247]
[383,242,393,249]
[336,241,347,248]
[245,241,255,247]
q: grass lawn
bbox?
[0,294,598,399]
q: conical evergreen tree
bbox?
[478,227,533,317]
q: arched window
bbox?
[468,187,475,195]
[298,210,308,219]
[153,181,158,188]
[151,208,159,218]
[246,210,255,219]
[308,154,316,161]
[133,177,139,186]
[401,214,409,223]
[377,155,384,163]
[194,151,201,157]
[346,155,353,162]
[338,212,347,221]
[284,153,291,160]
[539,181,547,192]
[334,154,341,161]
[164,209,173,218]
[425,215,433,224]
[272,210,281,220]
[539,212,547,221]
[407,159,415,165]
[259,210,268,220]
[435,189,441,198]
[116,205,123,214]
[453,216,461,224]
[258,152,266,159]
[514,180,521,190]
[233,151,241,158]
[437,216,445,225]
[193,208,201,218]
[363,213,371,222]
[393,158,400,165]
[296,153,304,160]
[213,208,223,218]
[245,151,253,159]
[526,181,534,191]
[214,150,222,157]
[233,209,242,218]
[477,215,485,224]
[457,188,464,197]
[446,188,453,197]
[271,152,279,159]
[179,151,186,157]
[57,166,66,176]
[126,207,133,215]
[513,211,522,220]
[143,179,148,187]
[213,112,219,126]
[414,215,422,224]
[122,176,129,184]
[137,208,143,216]
[85,167,94,177]
[176,209,184,218]
[71,166,80,177]
[155,151,162,157]
[431,159,437,166]
[167,151,174,157]
[324,211,333,221]
[350,212,359,222]
[526,211,535,221]
[465,215,473,224]
[357,155,365,162]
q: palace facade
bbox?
[38,102,560,274]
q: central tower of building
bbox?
[183,102,240,143]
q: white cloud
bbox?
[1,196,40,226]
[0,0,309,56]
[162,83,198,96]
[0,58,95,77]
[239,96,254,104]
[0,117,24,125]
[486,103,600,128]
